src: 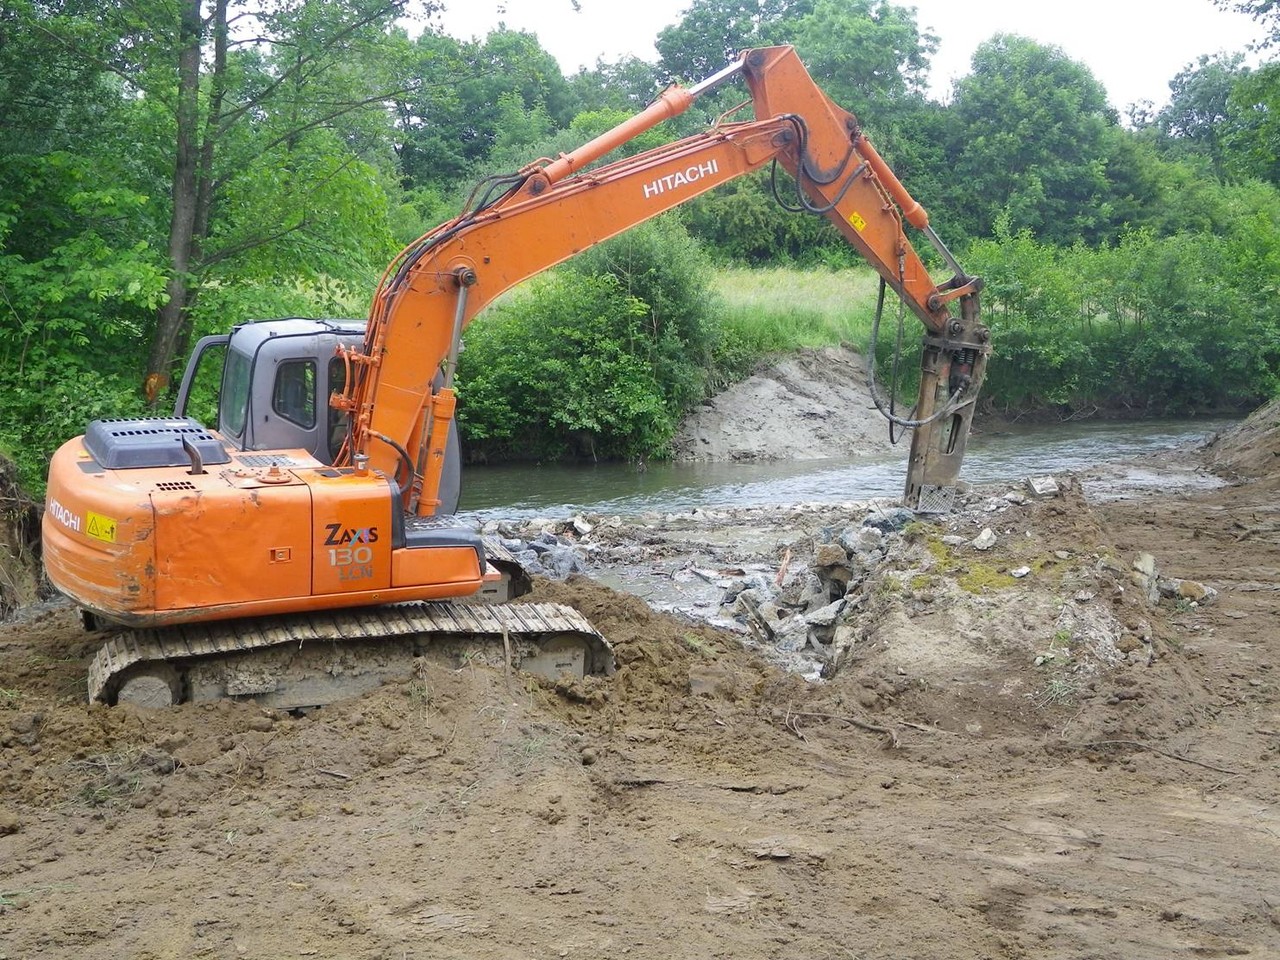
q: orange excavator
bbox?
[42,46,988,708]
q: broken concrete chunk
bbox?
[772,617,810,653]
[832,622,859,659]
[1176,579,1217,605]
[1132,552,1157,577]
[756,601,783,626]
[1129,553,1160,605]
[971,528,997,551]
[733,587,770,621]
[862,507,915,533]
[1026,475,1060,497]
[804,599,847,628]
[813,542,849,567]
[840,526,884,556]
[1156,576,1216,605]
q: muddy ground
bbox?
[2,399,1280,958]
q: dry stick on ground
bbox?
[786,708,901,749]
[1078,739,1243,775]
[991,822,1103,847]
[789,709,953,737]
[1232,519,1280,542]
[775,547,792,587]
[783,705,808,743]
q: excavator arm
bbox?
[341,45,989,514]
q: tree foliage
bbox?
[655,0,812,83]
[456,220,723,462]
[790,0,934,117]
[12,0,418,401]
[456,274,676,462]
[966,210,1280,413]
[1224,62,1280,184]
[945,35,1117,245]
[1156,53,1248,179]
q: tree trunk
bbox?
[146,0,203,406]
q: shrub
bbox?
[457,272,675,462]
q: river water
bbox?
[457,417,1237,521]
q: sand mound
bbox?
[672,345,894,461]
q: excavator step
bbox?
[89,601,612,710]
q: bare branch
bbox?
[198,154,363,270]
[211,0,407,139]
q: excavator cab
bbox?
[172,319,462,513]
[175,319,361,467]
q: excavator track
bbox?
[90,601,612,710]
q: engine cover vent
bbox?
[237,454,307,468]
[84,418,232,470]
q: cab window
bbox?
[220,349,253,437]
[327,356,350,458]
[272,360,316,429]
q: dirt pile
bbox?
[722,476,1221,751]
[1204,395,1280,483]
[672,345,895,461]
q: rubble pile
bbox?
[468,475,1221,713]
[724,508,911,676]
[695,475,1218,694]
[478,516,596,579]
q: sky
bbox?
[429,0,1265,113]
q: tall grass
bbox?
[707,265,925,397]
[710,265,882,352]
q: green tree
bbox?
[394,27,572,189]
[19,0,419,400]
[790,0,935,119]
[655,0,813,83]
[680,176,843,263]
[1224,62,1280,184]
[1156,53,1248,179]
[1216,0,1280,46]
[946,34,1117,244]
[568,218,721,414]
[568,56,663,113]
[455,219,724,462]
[456,273,675,462]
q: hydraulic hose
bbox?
[866,277,974,432]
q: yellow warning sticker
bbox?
[849,211,867,232]
[86,512,118,544]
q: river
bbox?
[457,416,1237,520]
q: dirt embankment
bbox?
[672,345,896,461]
[2,382,1280,958]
